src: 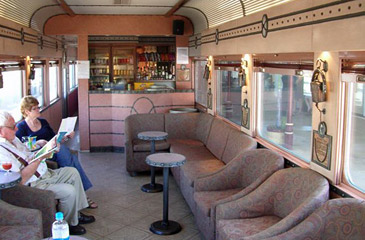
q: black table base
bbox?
[150,220,181,235]
[141,183,163,193]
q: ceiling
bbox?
[0,0,293,35]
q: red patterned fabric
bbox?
[132,139,170,152]
[206,119,232,159]
[216,168,329,240]
[2,184,56,238]
[267,198,365,240]
[218,216,282,239]
[194,149,284,240]
[0,200,43,240]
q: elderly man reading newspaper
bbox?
[0,111,95,235]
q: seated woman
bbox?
[16,96,98,209]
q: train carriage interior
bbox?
[0,0,364,239]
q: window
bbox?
[194,60,208,106]
[216,66,242,125]
[49,64,59,102]
[0,68,24,121]
[343,76,365,192]
[69,62,77,90]
[31,66,44,107]
[256,69,313,162]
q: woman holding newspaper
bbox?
[0,111,95,235]
[16,96,98,209]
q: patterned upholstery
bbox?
[165,113,199,140]
[267,198,365,240]
[0,200,43,240]
[125,113,165,174]
[2,184,56,238]
[132,139,170,152]
[194,149,284,240]
[221,128,257,164]
[195,112,214,145]
[216,168,329,240]
[206,119,232,159]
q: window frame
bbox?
[48,61,60,103]
[0,62,25,121]
[339,73,365,198]
[254,66,313,166]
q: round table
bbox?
[146,153,186,235]
[138,131,168,193]
[0,171,21,199]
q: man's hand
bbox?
[36,139,47,147]
[65,131,75,140]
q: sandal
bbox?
[87,197,98,209]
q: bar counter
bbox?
[88,89,195,152]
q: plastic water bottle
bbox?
[52,212,70,240]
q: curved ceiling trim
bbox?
[29,4,58,29]
[180,6,209,30]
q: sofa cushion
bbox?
[221,128,257,164]
[181,160,225,187]
[132,139,170,152]
[165,113,199,140]
[170,145,216,162]
[217,216,282,240]
[194,188,242,217]
[206,119,232,159]
[168,138,204,147]
[195,113,214,145]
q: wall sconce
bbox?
[239,58,248,88]
[295,69,303,76]
[29,64,35,80]
[203,59,212,82]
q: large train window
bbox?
[256,67,313,162]
[194,59,207,107]
[0,62,24,121]
[216,63,242,125]
[49,61,59,102]
[343,66,365,193]
[31,61,44,107]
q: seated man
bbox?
[0,111,95,235]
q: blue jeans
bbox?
[51,145,93,191]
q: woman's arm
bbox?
[15,121,28,140]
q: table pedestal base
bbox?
[150,220,181,235]
[141,183,163,193]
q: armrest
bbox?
[0,200,42,228]
[2,184,56,238]
[194,154,246,192]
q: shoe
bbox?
[69,224,86,235]
[87,197,98,209]
[79,212,95,224]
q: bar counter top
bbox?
[89,89,193,94]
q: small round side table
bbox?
[138,131,168,193]
[0,171,21,199]
[146,153,186,235]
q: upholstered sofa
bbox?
[0,200,43,240]
[125,112,257,177]
[2,184,56,238]
[266,198,365,240]
[193,149,285,240]
[215,168,329,240]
